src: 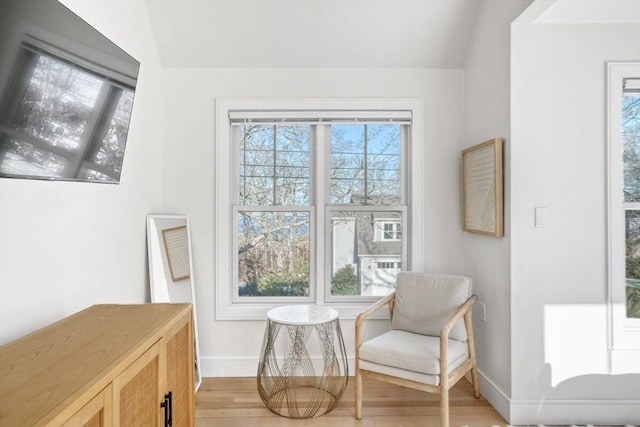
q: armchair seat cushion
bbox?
[359,330,469,377]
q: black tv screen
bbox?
[0,0,140,183]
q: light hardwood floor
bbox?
[195,377,508,427]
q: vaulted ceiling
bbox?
[143,0,640,69]
[144,0,483,68]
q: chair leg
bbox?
[440,387,449,427]
[471,364,480,398]
[354,368,363,419]
[464,306,480,399]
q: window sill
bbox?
[215,300,391,321]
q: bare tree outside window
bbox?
[623,93,640,317]
[331,124,401,205]
[237,125,311,297]
[237,211,310,297]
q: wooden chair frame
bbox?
[354,292,480,427]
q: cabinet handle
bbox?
[160,391,173,427]
[165,391,173,426]
[160,398,169,427]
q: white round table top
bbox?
[267,305,339,326]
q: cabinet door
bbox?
[163,313,195,427]
[113,344,161,427]
[61,385,112,427]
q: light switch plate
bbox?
[535,207,548,227]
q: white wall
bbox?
[159,68,467,375]
[5,2,637,423]
[510,15,640,425]
[0,0,163,344]
[463,0,532,419]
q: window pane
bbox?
[381,222,401,241]
[330,125,365,204]
[331,124,400,204]
[0,135,67,177]
[12,53,104,153]
[626,209,640,318]
[366,124,401,203]
[623,92,640,318]
[78,167,117,183]
[237,211,310,297]
[240,125,274,205]
[330,210,402,297]
[91,89,135,175]
[623,95,640,203]
[239,125,310,206]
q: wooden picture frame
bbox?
[462,138,504,237]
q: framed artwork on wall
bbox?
[462,138,504,237]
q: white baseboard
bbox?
[201,356,258,377]
[477,369,511,422]
[477,369,640,425]
[509,399,640,425]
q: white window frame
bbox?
[215,98,424,320]
[607,62,640,371]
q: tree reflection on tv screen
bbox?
[0,0,139,183]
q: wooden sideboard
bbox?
[0,303,195,426]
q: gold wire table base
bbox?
[257,309,348,418]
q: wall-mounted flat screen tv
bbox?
[0,0,140,184]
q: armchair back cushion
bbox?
[391,272,472,341]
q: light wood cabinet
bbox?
[0,304,195,427]
[61,386,112,427]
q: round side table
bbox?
[257,305,349,418]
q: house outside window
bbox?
[215,99,423,319]
[330,209,405,297]
[607,62,640,357]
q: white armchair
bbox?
[354,272,480,427]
